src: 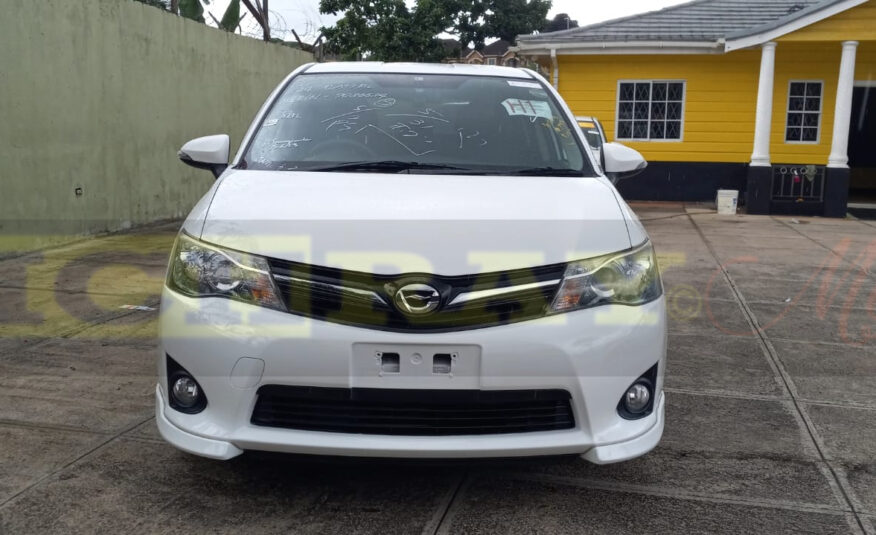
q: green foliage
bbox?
[320,0,446,61]
[219,0,240,31]
[456,0,550,49]
[483,0,551,43]
[542,13,578,33]
[320,0,550,61]
[178,0,208,23]
[133,0,170,9]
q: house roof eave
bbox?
[515,0,867,55]
[723,0,868,51]
[514,40,725,56]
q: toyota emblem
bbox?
[394,283,441,315]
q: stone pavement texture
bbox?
[0,204,874,534]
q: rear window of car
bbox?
[241,72,594,176]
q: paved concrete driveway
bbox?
[0,204,874,534]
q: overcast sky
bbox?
[205,0,689,43]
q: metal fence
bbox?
[771,165,826,202]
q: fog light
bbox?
[623,382,651,414]
[171,375,201,408]
[166,355,208,414]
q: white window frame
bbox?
[784,79,823,145]
[486,58,497,65]
[615,79,686,142]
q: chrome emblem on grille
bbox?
[394,283,441,315]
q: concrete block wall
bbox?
[0,0,312,253]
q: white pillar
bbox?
[550,48,559,89]
[750,42,777,167]
[827,41,858,168]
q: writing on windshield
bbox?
[243,73,590,175]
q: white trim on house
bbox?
[828,40,859,168]
[613,79,686,143]
[724,0,868,52]
[751,42,777,166]
[463,49,484,62]
[513,41,723,57]
[783,79,824,145]
[854,80,876,87]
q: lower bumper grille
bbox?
[251,386,575,436]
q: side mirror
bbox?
[603,142,647,183]
[178,135,230,179]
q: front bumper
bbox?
[157,287,667,463]
[157,385,664,463]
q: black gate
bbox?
[770,164,825,215]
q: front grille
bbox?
[251,386,575,436]
[268,258,564,332]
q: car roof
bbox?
[305,61,535,79]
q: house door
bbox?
[848,85,876,217]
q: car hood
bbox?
[195,170,634,275]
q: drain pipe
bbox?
[550,48,558,89]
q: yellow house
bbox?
[515,0,876,217]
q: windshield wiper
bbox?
[310,160,474,173]
[496,167,584,177]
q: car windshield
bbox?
[241,72,593,176]
[578,121,602,153]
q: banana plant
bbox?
[178,0,208,23]
[218,0,241,32]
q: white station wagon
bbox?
[157,62,665,464]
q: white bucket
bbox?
[716,189,738,215]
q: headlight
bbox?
[549,241,662,313]
[167,233,285,311]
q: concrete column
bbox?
[745,42,777,214]
[827,41,858,168]
[823,41,858,217]
[750,42,777,167]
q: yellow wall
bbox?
[855,40,876,83]
[557,40,876,165]
[770,43,838,164]
[768,0,876,163]
[778,0,876,42]
[558,52,760,163]
[771,40,876,163]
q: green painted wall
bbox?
[0,0,312,253]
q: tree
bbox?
[320,0,550,61]
[133,0,170,10]
[319,0,449,61]
[481,0,551,43]
[178,0,207,22]
[218,0,241,32]
[241,0,271,41]
[130,0,311,44]
[542,13,578,33]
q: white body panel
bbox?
[603,142,647,174]
[178,134,230,165]
[158,62,665,463]
[158,288,666,461]
[200,171,634,274]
